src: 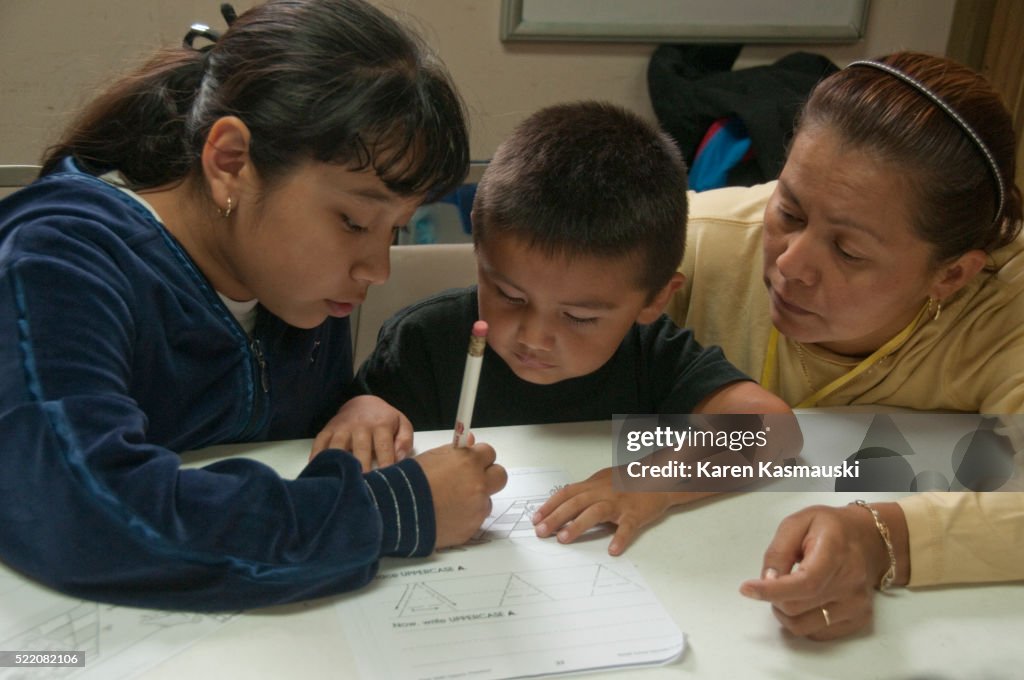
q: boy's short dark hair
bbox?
[472,101,687,298]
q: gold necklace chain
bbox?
[793,341,814,391]
[792,339,892,397]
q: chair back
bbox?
[0,165,40,198]
[352,243,477,368]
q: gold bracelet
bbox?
[852,500,896,590]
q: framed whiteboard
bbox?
[500,0,869,44]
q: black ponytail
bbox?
[41,48,206,185]
[42,0,468,200]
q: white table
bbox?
[4,419,1022,679]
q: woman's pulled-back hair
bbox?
[41,0,469,199]
[472,101,687,299]
[796,51,1022,261]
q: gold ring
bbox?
[821,607,832,627]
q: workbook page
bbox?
[334,468,685,680]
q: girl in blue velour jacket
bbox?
[0,0,505,611]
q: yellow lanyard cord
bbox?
[761,328,780,392]
[761,303,930,408]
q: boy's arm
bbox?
[532,468,715,555]
[695,380,802,470]
[348,323,436,423]
[313,312,448,466]
[311,339,424,469]
[694,378,789,413]
[311,395,413,471]
[533,343,800,555]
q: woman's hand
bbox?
[310,395,413,472]
[739,502,908,641]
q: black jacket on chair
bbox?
[648,44,838,187]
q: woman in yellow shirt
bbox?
[668,52,1023,639]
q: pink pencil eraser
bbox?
[472,320,489,337]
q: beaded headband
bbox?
[848,59,1006,223]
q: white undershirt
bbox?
[100,171,259,333]
[217,293,259,334]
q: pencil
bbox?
[453,320,488,447]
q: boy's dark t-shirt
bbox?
[351,287,751,431]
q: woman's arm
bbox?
[898,491,1024,586]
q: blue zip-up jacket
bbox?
[0,160,436,611]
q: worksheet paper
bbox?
[0,566,232,680]
[335,468,685,680]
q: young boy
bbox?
[324,101,793,553]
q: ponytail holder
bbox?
[183,23,220,50]
[182,4,237,49]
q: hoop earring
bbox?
[219,196,234,219]
[929,297,943,321]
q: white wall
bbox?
[0,0,955,165]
